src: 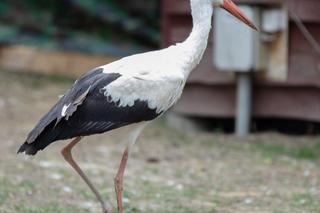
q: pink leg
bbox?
[61,137,113,213]
[114,148,129,213]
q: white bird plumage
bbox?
[19,1,257,213]
[100,0,214,113]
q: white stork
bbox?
[18,0,257,212]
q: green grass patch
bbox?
[14,203,88,213]
[0,178,14,205]
[19,179,36,191]
[292,193,320,211]
[73,186,95,200]
[251,142,320,160]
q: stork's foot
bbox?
[101,201,113,213]
[61,138,114,213]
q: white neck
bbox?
[175,0,213,77]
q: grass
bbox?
[0,178,14,206]
[252,141,320,160]
[0,177,90,213]
[0,70,320,212]
[291,193,320,212]
[13,203,87,213]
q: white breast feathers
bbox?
[100,50,186,113]
[102,72,184,113]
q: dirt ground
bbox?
[0,71,320,213]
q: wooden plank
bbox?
[289,0,320,22]
[162,0,320,22]
[174,84,320,122]
[253,86,320,121]
[0,45,120,77]
[162,0,285,15]
[173,84,236,118]
[235,0,283,5]
[162,0,190,14]
[288,24,320,84]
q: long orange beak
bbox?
[220,0,258,31]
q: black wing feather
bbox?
[24,68,109,144]
[18,68,160,155]
[56,82,159,139]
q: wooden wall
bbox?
[161,0,320,121]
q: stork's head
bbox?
[212,0,258,30]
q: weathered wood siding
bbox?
[162,0,320,121]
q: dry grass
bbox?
[0,71,320,213]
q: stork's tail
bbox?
[17,142,39,155]
[18,120,62,155]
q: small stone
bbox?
[303,170,310,177]
[48,173,63,180]
[39,161,53,168]
[176,184,184,190]
[166,180,175,186]
[82,202,94,209]
[244,198,253,205]
[62,186,72,193]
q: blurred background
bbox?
[0,0,160,52]
[0,0,319,135]
[1,0,320,212]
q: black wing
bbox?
[18,68,160,155]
